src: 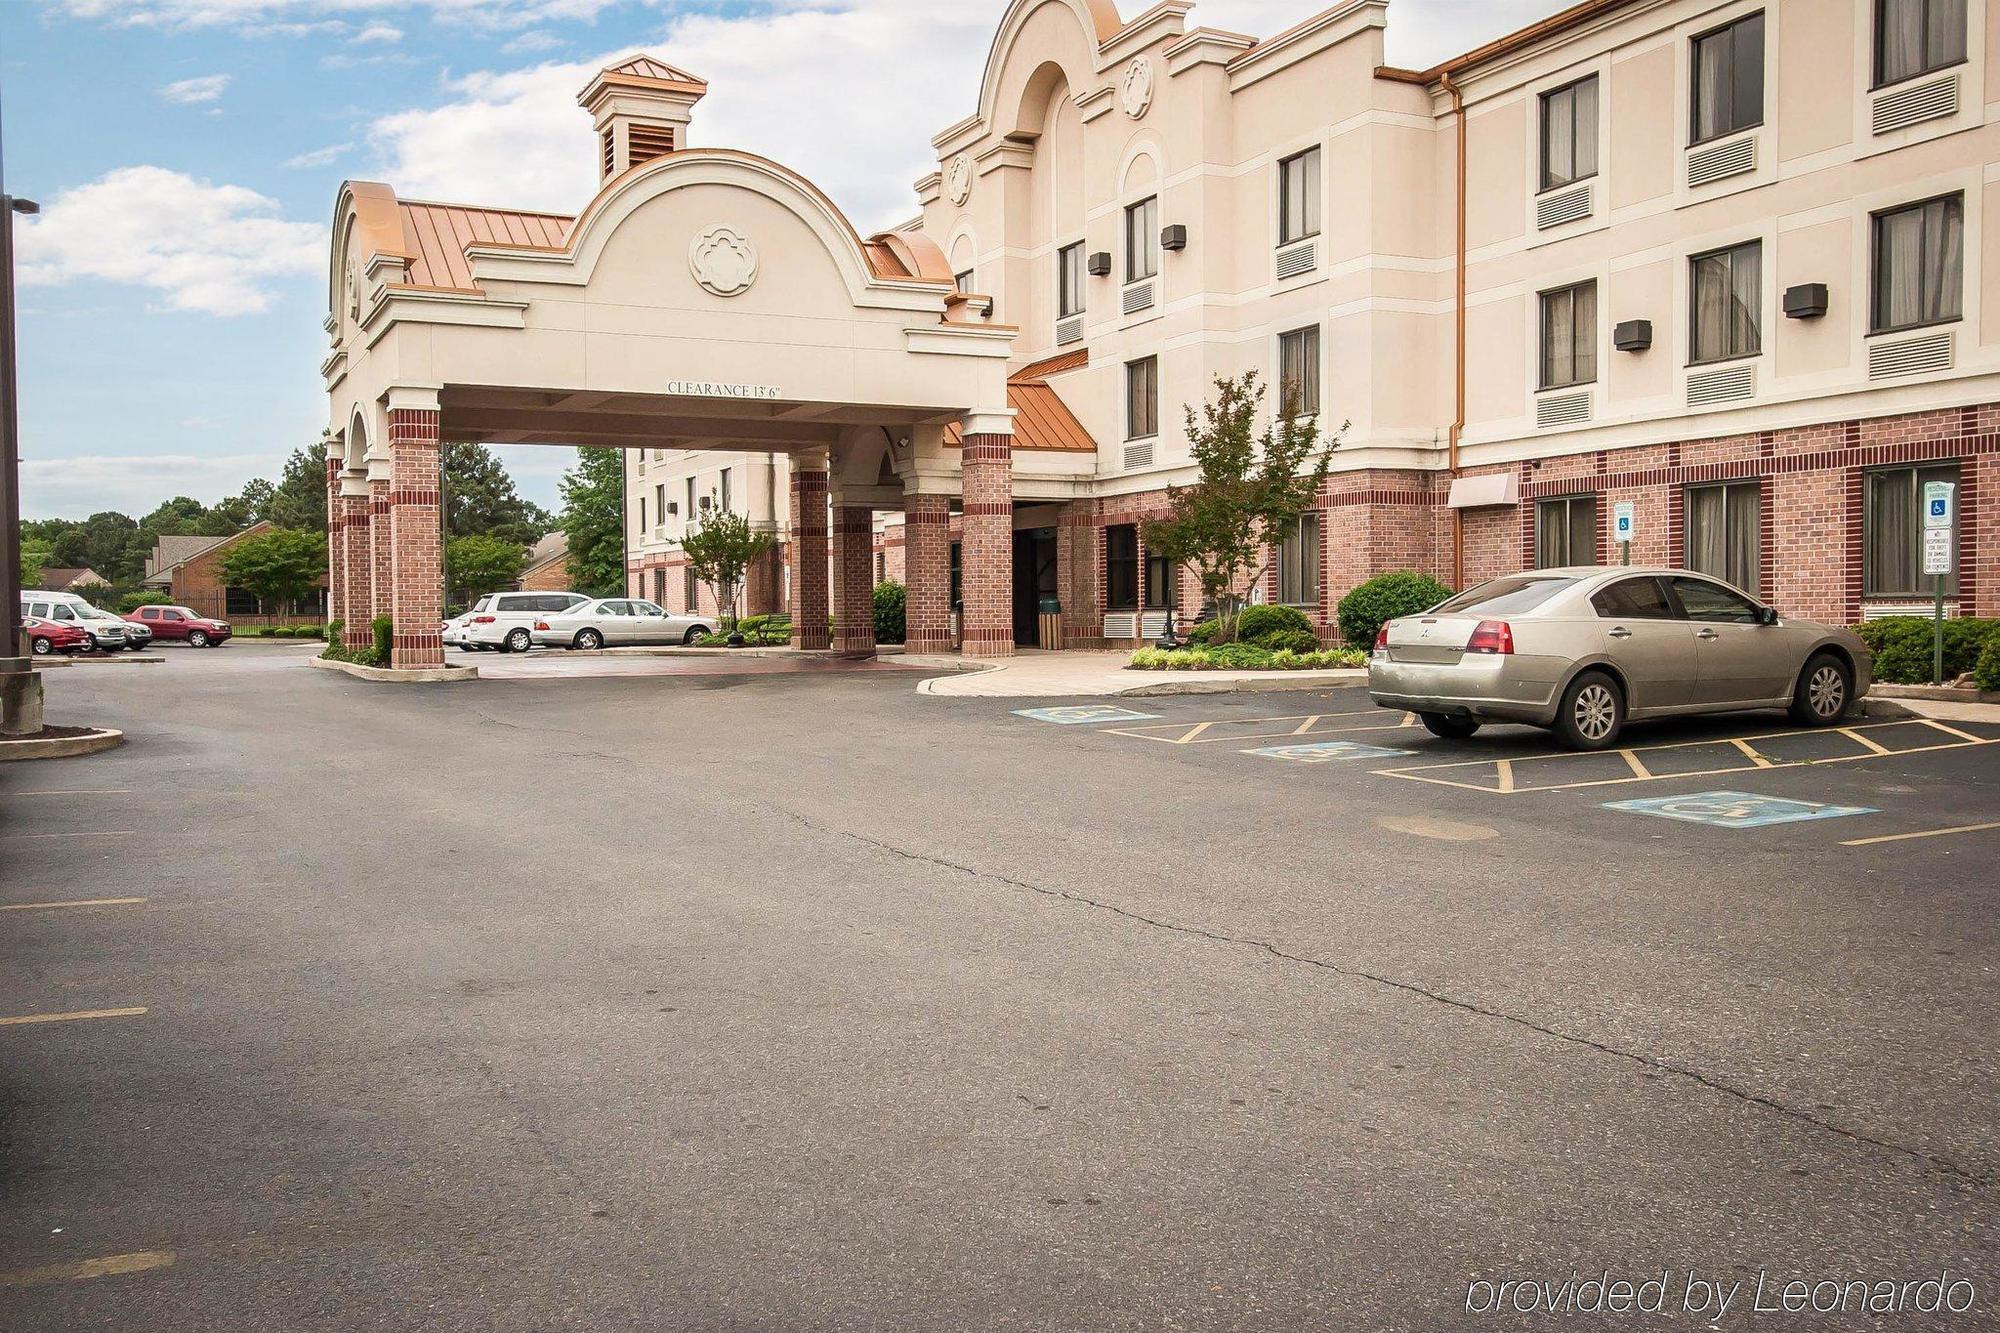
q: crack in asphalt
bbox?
[766,802,1989,1189]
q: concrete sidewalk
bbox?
[903,649,1366,698]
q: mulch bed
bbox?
[0,725,105,744]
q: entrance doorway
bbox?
[1013,527,1057,647]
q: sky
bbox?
[2,0,1559,519]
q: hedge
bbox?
[1188,603,1317,649]
[1130,644,1367,671]
[1336,571,1453,649]
[1855,616,1999,684]
[872,580,906,644]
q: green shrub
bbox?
[1337,571,1453,648]
[1234,604,1312,643]
[371,615,393,665]
[872,580,906,644]
[1974,631,2000,693]
[1857,616,2000,683]
[1256,626,1321,654]
[1187,618,1218,646]
[1129,644,1367,671]
[271,626,295,638]
[298,624,324,641]
[118,589,173,613]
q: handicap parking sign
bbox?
[1243,740,1415,764]
[1013,705,1161,725]
[1603,790,1876,829]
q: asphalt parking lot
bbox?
[3,645,1996,1330]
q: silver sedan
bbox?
[529,597,714,650]
[1367,567,1872,749]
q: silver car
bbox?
[529,598,714,650]
[1367,567,1872,750]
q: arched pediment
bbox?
[973,0,1119,140]
[328,181,410,325]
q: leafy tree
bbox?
[49,511,150,583]
[679,507,774,630]
[1141,372,1337,645]
[137,497,209,535]
[444,534,527,605]
[444,443,553,547]
[19,540,52,587]
[559,447,626,598]
[118,589,173,613]
[217,528,327,616]
[263,446,329,532]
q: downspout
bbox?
[1441,69,1467,592]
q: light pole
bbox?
[0,163,42,733]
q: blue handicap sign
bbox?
[1604,790,1877,829]
[1243,740,1415,764]
[1013,705,1161,725]
[1931,498,1949,518]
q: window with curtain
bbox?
[639,495,648,531]
[1057,242,1084,318]
[1278,326,1320,417]
[1684,481,1762,593]
[1278,146,1322,245]
[1276,512,1322,607]
[1105,525,1139,610]
[1866,463,1959,596]
[1144,550,1173,609]
[1539,75,1599,191]
[1872,194,1963,333]
[1689,240,1761,364]
[719,468,731,513]
[1125,196,1158,283]
[1539,281,1597,389]
[1690,12,1764,144]
[1876,0,1966,86]
[683,566,698,612]
[1126,356,1158,439]
[954,269,974,294]
[685,477,696,518]
[1536,496,1598,567]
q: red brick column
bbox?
[338,491,370,646]
[388,408,445,668]
[744,541,784,618]
[324,451,345,635]
[903,493,952,653]
[831,504,876,658]
[789,466,830,650]
[365,477,392,652]
[960,432,1014,657]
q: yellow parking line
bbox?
[0,1250,175,1288]
[1380,735,1999,794]
[1494,759,1515,794]
[0,897,145,913]
[1841,820,2000,847]
[1840,727,1892,755]
[1916,717,1985,743]
[1727,737,1774,767]
[0,1007,147,1027]
[1620,749,1651,779]
[1290,715,1322,736]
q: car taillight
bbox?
[472,615,495,623]
[1466,620,1514,655]
[1374,623,1391,652]
[533,621,550,631]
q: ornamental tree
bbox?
[1141,372,1339,644]
[444,534,527,606]
[679,507,773,631]
[217,527,328,617]
[559,447,627,598]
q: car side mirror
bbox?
[1757,606,1780,626]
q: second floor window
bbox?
[1539,75,1598,191]
[1690,11,1764,144]
[1278,146,1321,245]
[1125,196,1158,283]
[685,478,696,519]
[1539,280,1597,389]
[1690,240,1761,364]
[1872,193,1963,333]
[1278,326,1320,417]
[1126,356,1158,439]
[954,268,974,294]
[1876,0,1966,87]
[719,468,732,513]
[1058,241,1084,319]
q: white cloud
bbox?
[354,21,403,41]
[158,72,231,103]
[501,28,563,54]
[58,0,621,31]
[284,142,352,168]
[21,453,282,519]
[15,167,323,317]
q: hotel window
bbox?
[639,495,647,531]
[1689,240,1761,364]
[1125,196,1158,283]
[655,483,666,523]
[685,478,696,520]
[1866,463,1959,597]
[875,551,885,584]
[1058,241,1085,319]
[1278,146,1321,245]
[1105,524,1139,610]
[1876,0,1966,87]
[1684,481,1762,594]
[1690,11,1764,144]
[954,269,974,294]
[1275,512,1322,607]
[1539,75,1599,191]
[1144,549,1173,609]
[683,566,699,611]
[1125,356,1158,439]
[1872,194,1963,334]
[1536,495,1598,568]
[1539,280,1597,389]
[948,541,962,609]
[1278,326,1320,417]
[719,468,732,513]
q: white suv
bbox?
[464,591,589,653]
[21,592,142,652]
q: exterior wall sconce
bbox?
[1160,224,1188,251]
[1783,283,1829,319]
[1086,251,1112,277]
[1613,319,1653,352]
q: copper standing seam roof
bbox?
[943,350,1095,454]
[395,201,576,292]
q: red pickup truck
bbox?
[124,604,232,647]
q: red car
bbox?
[124,604,232,647]
[23,615,89,656]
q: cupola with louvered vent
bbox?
[577,55,707,182]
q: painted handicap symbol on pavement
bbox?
[1013,705,1162,725]
[1243,740,1416,764]
[1603,790,1877,829]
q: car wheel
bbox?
[30,636,52,656]
[505,628,532,653]
[1419,712,1481,740]
[682,626,704,646]
[188,629,210,648]
[575,629,603,651]
[126,642,145,652]
[1789,652,1852,727]
[1554,670,1625,750]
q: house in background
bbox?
[33,567,112,595]
[145,521,328,623]
[516,532,572,592]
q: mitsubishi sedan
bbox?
[1367,568,1872,750]
[529,598,714,650]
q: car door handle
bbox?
[1607,627,1632,639]
[1695,628,1719,640]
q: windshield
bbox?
[77,604,114,619]
[1432,576,1578,616]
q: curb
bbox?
[307,656,479,684]
[1115,669,1370,697]
[56,654,165,666]
[0,727,124,763]
[1871,683,2000,704]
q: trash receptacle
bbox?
[1037,596,1063,651]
